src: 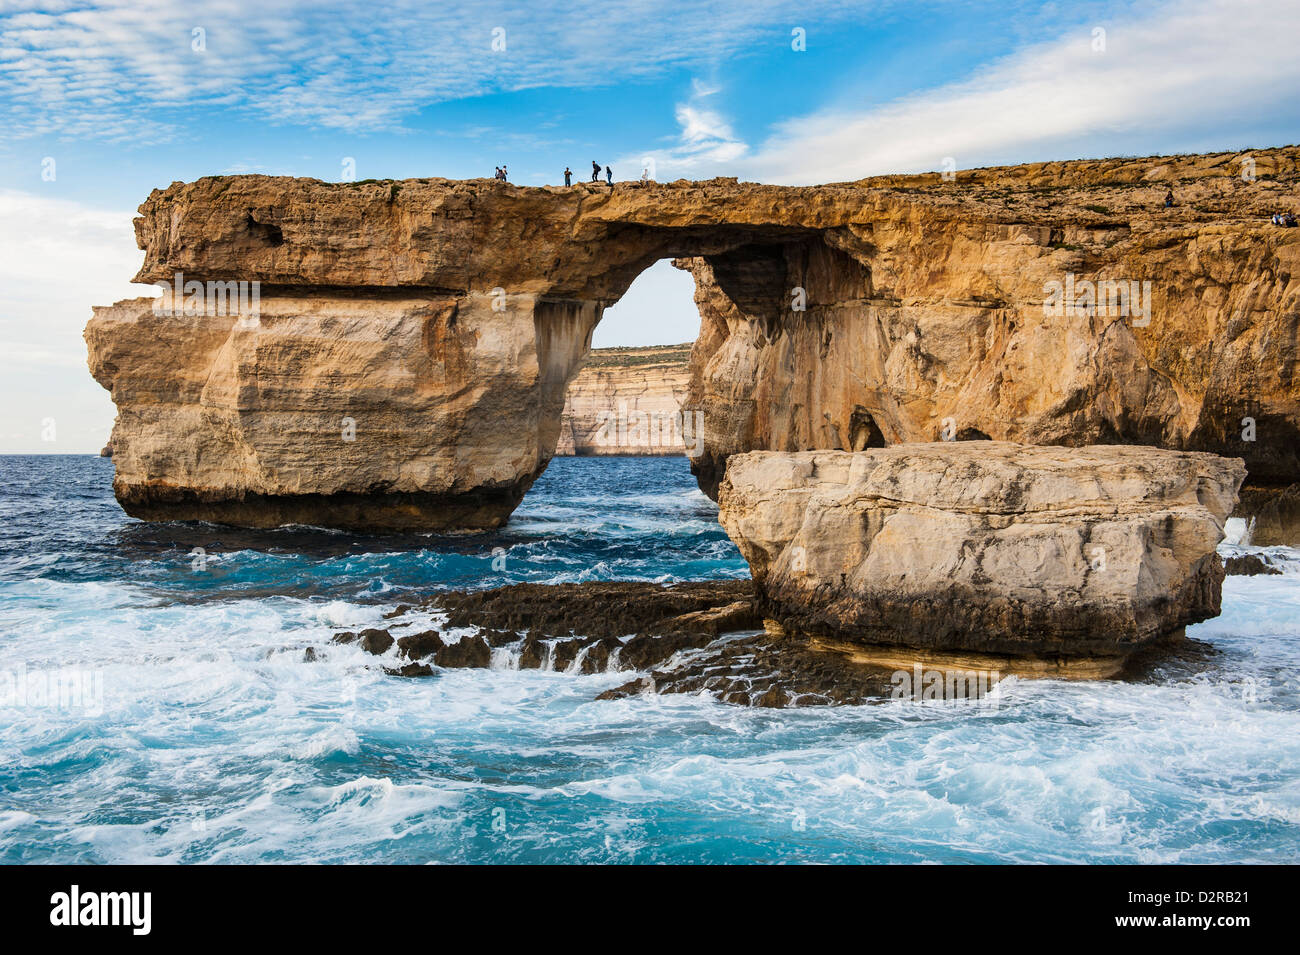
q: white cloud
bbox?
[0,188,139,302]
[0,188,141,451]
[677,104,735,146]
[621,76,748,177]
[639,0,1300,184]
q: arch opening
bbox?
[555,259,700,458]
[538,227,886,500]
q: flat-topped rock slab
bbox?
[717,442,1246,677]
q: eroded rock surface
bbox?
[717,443,1246,675]
[323,580,922,705]
[1223,553,1285,576]
[86,148,1300,530]
[328,580,760,677]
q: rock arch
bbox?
[87,149,1300,531]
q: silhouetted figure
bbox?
[605,165,613,185]
[591,161,601,182]
[494,166,502,180]
[564,167,572,186]
[501,164,508,181]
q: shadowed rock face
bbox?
[86,148,1299,530]
[717,443,1246,675]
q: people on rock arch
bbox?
[489,162,664,188]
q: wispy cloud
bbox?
[0,186,139,369]
[0,187,138,311]
[618,76,748,178]
[0,0,871,141]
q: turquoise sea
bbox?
[1,454,1298,863]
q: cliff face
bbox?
[86,147,1300,530]
[556,344,693,455]
[86,291,589,529]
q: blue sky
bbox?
[2,0,1298,450]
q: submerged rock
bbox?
[1234,484,1300,547]
[396,630,445,659]
[718,444,1246,677]
[358,628,394,655]
[434,580,757,639]
[434,635,491,668]
[1224,553,1284,576]
[425,581,758,674]
[385,662,434,678]
[327,581,760,683]
[596,634,901,707]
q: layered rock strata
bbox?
[331,580,760,680]
[716,443,1246,677]
[555,344,693,455]
[86,148,1299,530]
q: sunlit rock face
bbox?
[86,147,1298,530]
[717,444,1247,677]
[87,290,595,531]
[556,345,694,456]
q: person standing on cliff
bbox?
[605,165,613,186]
[591,160,601,182]
[564,167,572,186]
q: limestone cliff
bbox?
[556,344,692,455]
[86,147,1300,530]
